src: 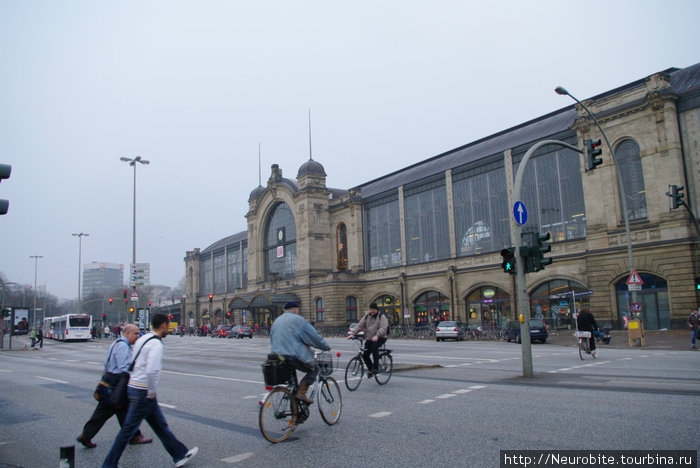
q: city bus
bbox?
[44,314,93,341]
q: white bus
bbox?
[44,314,93,341]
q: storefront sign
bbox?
[483,289,495,299]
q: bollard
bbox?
[59,445,75,468]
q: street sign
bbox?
[630,302,642,314]
[627,284,641,291]
[130,290,139,302]
[513,201,528,226]
[626,270,643,285]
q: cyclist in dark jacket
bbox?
[576,308,599,356]
[348,302,389,377]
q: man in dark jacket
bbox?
[576,308,599,356]
[349,302,389,377]
[688,309,700,350]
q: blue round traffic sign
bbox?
[513,201,528,226]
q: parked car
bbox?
[210,325,230,338]
[230,325,253,339]
[346,323,365,338]
[435,321,465,342]
[217,325,232,338]
[505,319,548,344]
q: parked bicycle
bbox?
[575,331,596,360]
[344,337,393,391]
[259,351,342,443]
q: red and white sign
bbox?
[130,290,139,302]
[630,302,642,314]
[626,270,643,285]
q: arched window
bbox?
[615,274,668,330]
[264,202,297,280]
[315,298,324,323]
[413,291,450,326]
[345,296,357,322]
[374,294,401,325]
[616,140,647,221]
[529,279,588,330]
[337,223,348,271]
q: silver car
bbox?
[435,321,465,342]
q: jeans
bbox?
[363,337,387,371]
[102,388,188,468]
[692,329,699,348]
[82,399,142,441]
[284,356,319,385]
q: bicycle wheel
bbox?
[259,387,298,443]
[344,356,364,391]
[374,352,393,385]
[578,339,589,360]
[318,376,342,425]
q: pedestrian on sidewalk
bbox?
[102,314,198,468]
[37,326,43,348]
[77,324,152,449]
[29,327,37,348]
[688,309,700,350]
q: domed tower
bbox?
[297,157,327,191]
[248,185,265,201]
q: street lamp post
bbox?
[72,233,89,313]
[30,255,43,327]
[1,280,19,349]
[119,156,150,269]
[555,86,637,308]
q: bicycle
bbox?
[575,331,596,360]
[259,351,342,443]
[344,337,393,391]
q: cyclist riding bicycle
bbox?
[270,301,331,404]
[576,307,599,357]
[347,302,389,377]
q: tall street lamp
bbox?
[119,156,150,272]
[72,233,89,313]
[555,86,637,306]
[30,255,43,326]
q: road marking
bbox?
[222,452,254,464]
[444,365,459,368]
[436,393,456,399]
[242,395,258,399]
[66,359,78,362]
[369,411,392,418]
[469,385,486,389]
[0,369,10,372]
[418,399,435,404]
[162,370,262,385]
[159,403,177,409]
[87,362,101,365]
[35,376,68,384]
[452,389,473,394]
[48,358,58,361]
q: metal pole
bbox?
[30,256,43,327]
[514,139,583,377]
[556,87,637,308]
[132,162,137,266]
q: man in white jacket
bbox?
[102,314,198,468]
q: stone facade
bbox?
[184,63,700,331]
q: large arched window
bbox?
[337,223,348,271]
[530,279,589,330]
[264,202,297,280]
[615,274,668,330]
[413,291,450,326]
[616,139,647,221]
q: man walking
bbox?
[688,309,700,350]
[77,324,151,448]
[102,314,198,468]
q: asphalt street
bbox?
[0,335,698,468]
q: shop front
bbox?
[414,291,450,327]
[530,279,589,330]
[466,286,511,330]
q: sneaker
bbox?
[367,371,374,379]
[591,350,597,357]
[175,447,199,467]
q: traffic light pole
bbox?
[513,140,583,377]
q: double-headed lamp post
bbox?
[29,255,43,326]
[119,156,150,269]
[72,233,89,313]
[555,86,637,307]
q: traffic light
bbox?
[500,248,517,274]
[226,311,231,317]
[584,139,603,171]
[532,232,552,272]
[209,294,213,303]
[101,313,106,319]
[129,307,134,313]
[148,301,152,307]
[109,298,113,305]
[666,184,685,209]
[123,290,128,299]
[696,277,700,292]
[0,163,11,215]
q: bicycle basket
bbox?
[574,331,591,338]
[317,352,333,376]
[262,358,292,386]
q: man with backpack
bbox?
[348,302,389,377]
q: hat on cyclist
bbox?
[369,302,378,310]
[283,301,299,310]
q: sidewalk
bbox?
[0,334,45,351]
[546,329,695,351]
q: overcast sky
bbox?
[1,0,699,300]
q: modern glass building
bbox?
[82,262,124,298]
[185,63,700,331]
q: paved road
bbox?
[0,336,698,467]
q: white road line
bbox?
[469,385,486,390]
[222,452,254,464]
[621,358,633,361]
[162,370,262,385]
[87,362,101,365]
[444,365,458,368]
[35,376,68,384]
[548,370,558,373]
[159,403,177,409]
[0,369,10,372]
[66,359,78,362]
[436,393,456,399]
[48,358,58,361]
[452,389,472,394]
[369,411,392,418]
[242,395,258,399]
[418,399,435,404]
